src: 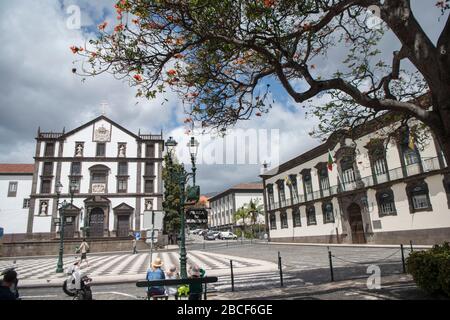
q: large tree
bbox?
[73,0,450,160]
[162,153,183,234]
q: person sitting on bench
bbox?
[146,258,166,300]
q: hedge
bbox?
[406,242,450,297]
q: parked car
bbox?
[212,231,221,239]
[204,232,216,241]
[219,232,238,240]
[198,230,208,237]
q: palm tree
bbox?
[247,199,264,238]
[232,206,252,238]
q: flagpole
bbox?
[328,149,346,192]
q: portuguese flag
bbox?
[327,150,334,171]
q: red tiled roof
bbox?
[0,164,35,174]
[231,182,263,190]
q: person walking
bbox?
[146,258,166,300]
[165,266,179,300]
[188,265,204,301]
[79,239,90,267]
[132,238,138,254]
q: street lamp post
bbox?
[165,136,200,279]
[56,181,77,273]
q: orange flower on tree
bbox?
[174,53,184,59]
[133,74,143,82]
[167,69,177,76]
[98,21,108,31]
[114,24,124,32]
[263,0,276,8]
[70,46,83,54]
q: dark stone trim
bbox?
[136,143,142,230]
[27,142,41,235]
[405,179,433,214]
[34,157,163,162]
[30,193,164,199]
[51,142,64,233]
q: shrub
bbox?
[406,242,450,296]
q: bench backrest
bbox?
[136,276,218,288]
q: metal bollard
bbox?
[204,283,207,300]
[401,244,406,273]
[328,250,334,282]
[230,260,235,292]
[278,252,284,287]
[410,240,414,252]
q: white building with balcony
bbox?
[261,118,450,245]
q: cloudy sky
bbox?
[0,1,447,194]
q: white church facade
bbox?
[1,116,164,241]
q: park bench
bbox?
[136,277,219,300]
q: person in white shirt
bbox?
[79,239,90,267]
[165,266,179,300]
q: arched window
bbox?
[269,213,277,230]
[399,127,422,176]
[322,202,335,224]
[366,140,389,184]
[406,180,432,213]
[280,211,288,229]
[307,206,317,226]
[292,207,302,227]
[376,189,397,216]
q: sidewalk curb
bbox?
[253,241,432,249]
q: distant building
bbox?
[0,164,34,240]
[0,115,164,241]
[208,183,265,231]
[261,119,450,245]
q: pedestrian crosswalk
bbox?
[211,271,306,292]
[0,250,276,282]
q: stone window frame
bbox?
[70,162,82,176]
[376,188,397,217]
[144,179,155,194]
[292,206,302,228]
[443,174,450,209]
[315,163,331,197]
[365,139,390,184]
[23,198,30,209]
[405,179,433,214]
[96,142,107,157]
[306,205,317,226]
[8,181,18,197]
[44,142,55,157]
[40,179,52,194]
[276,179,286,205]
[117,178,128,194]
[70,178,81,194]
[280,211,289,229]
[89,165,110,194]
[301,169,313,201]
[269,212,277,230]
[42,162,54,177]
[146,143,155,158]
[117,162,129,176]
[288,174,299,203]
[322,202,335,224]
[267,184,275,209]
[144,162,156,177]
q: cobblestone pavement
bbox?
[0,249,277,286]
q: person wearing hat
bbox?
[146,257,166,299]
[188,265,204,300]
